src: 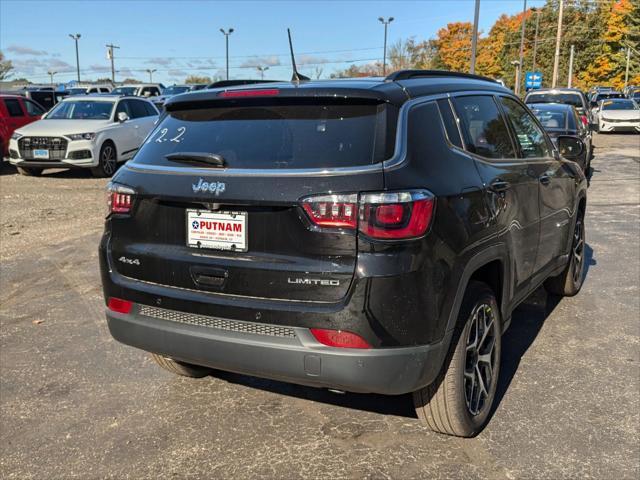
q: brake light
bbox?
[580,115,588,126]
[301,194,358,229]
[107,297,133,314]
[301,190,435,240]
[310,328,371,349]
[360,191,434,240]
[107,184,135,215]
[218,89,280,98]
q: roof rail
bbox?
[385,69,499,84]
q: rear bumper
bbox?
[106,304,449,395]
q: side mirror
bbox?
[117,111,129,123]
[557,136,584,160]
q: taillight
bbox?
[310,328,371,349]
[580,115,588,126]
[301,194,358,229]
[107,297,133,314]
[218,88,280,98]
[107,183,135,215]
[359,191,434,240]
[300,190,434,240]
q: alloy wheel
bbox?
[101,145,116,176]
[464,303,498,416]
[572,217,585,283]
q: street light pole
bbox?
[470,0,481,74]
[220,28,234,80]
[146,69,157,83]
[532,8,541,72]
[567,44,575,88]
[68,34,81,82]
[552,0,564,88]
[47,70,57,85]
[256,66,269,80]
[516,0,527,95]
[378,17,394,76]
[624,45,631,89]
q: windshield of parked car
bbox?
[595,93,623,102]
[67,88,87,95]
[162,86,190,95]
[531,108,567,130]
[46,100,114,119]
[601,100,639,110]
[525,92,583,107]
[111,87,137,95]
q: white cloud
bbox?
[240,55,281,68]
[6,45,48,56]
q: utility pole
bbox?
[624,45,631,89]
[256,65,269,80]
[106,43,120,83]
[552,0,564,88]
[68,34,81,82]
[470,0,481,74]
[532,8,541,72]
[146,68,157,83]
[516,0,528,95]
[567,44,575,87]
[220,28,234,80]
[47,70,57,85]
[378,17,394,76]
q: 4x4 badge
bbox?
[192,178,226,196]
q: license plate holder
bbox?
[33,149,50,159]
[186,209,247,252]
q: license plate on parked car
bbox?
[186,210,247,251]
[33,149,49,159]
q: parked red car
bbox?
[0,94,46,159]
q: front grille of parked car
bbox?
[602,117,639,123]
[68,150,92,160]
[18,137,68,160]
[139,304,297,338]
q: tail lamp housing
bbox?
[301,190,435,240]
[107,183,135,216]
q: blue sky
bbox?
[1,0,545,84]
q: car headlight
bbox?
[67,132,96,141]
[11,132,22,140]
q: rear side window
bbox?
[452,95,515,159]
[143,102,158,116]
[436,99,463,148]
[4,99,24,117]
[129,100,150,118]
[134,100,391,169]
[24,100,45,116]
[499,97,551,158]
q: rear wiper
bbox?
[165,152,226,167]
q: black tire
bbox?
[151,353,212,378]
[413,281,502,437]
[91,141,117,178]
[16,166,42,176]
[544,210,586,297]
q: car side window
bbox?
[100,88,110,93]
[436,99,463,149]
[115,100,131,119]
[141,87,159,97]
[451,95,515,159]
[4,99,24,117]
[23,100,45,116]
[499,97,552,159]
[144,102,158,116]
[129,100,149,118]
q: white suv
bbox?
[110,84,163,98]
[8,95,158,177]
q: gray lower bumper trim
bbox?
[106,307,449,395]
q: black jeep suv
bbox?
[100,70,587,437]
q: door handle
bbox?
[539,174,551,185]
[489,179,511,193]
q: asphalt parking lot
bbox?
[1,132,639,479]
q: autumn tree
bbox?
[0,51,13,81]
[185,75,212,84]
[432,22,474,72]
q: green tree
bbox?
[185,75,212,84]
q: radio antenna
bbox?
[287,28,310,82]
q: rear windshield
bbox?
[525,92,583,107]
[531,108,568,130]
[601,100,638,110]
[133,100,392,169]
